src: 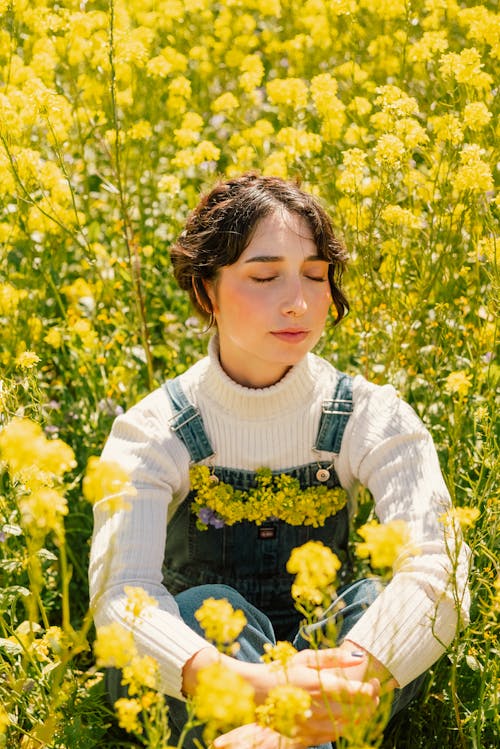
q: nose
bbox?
[282,278,308,317]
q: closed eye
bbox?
[251,276,277,283]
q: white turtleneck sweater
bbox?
[89,339,470,700]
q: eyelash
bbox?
[251,276,327,284]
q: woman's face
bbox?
[204,209,332,388]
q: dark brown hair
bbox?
[170,173,349,324]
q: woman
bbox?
[89,174,470,748]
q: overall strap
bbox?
[163,377,215,463]
[313,372,354,454]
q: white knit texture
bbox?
[89,340,470,697]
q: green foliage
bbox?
[0,0,498,746]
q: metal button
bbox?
[316,468,330,482]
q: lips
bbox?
[271,329,310,343]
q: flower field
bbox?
[0,0,498,746]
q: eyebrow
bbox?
[243,254,325,263]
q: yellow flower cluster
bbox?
[194,597,247,653]
[287,541,341,606]
[124,585,159,620]
[445,370,473,398]
[93,621,137,670]
[256,683,312,738]
[0,417,75,482]
[82,456,136,512]
[193,662,256,742]
[190,466,348,530]
[0,417,76,538]
[262,641,298,670]
[440,506,481,533]
[356,519,417,572]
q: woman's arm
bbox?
[335,377,471,688]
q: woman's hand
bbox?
[185,646,382,747]
[212,723,306,749]
[274,648,380,745]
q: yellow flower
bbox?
[267,77,308,109]
[211,92,239,113]
[454,144,493,194]
[239,54,264,92]
[18,487,68,537]
[262,641,298,669]
[463,102,492,131]
[337,148,368,194]
[0,704,10,735]
[445,370,473,398]
[158,175,181,194]
[256,684,311,738]
[44,328,63,348]
[439,47,492,90]
[124,586,158,619]
[127,120,153,140]
[122,654,159,695]
[195,597,247,651]
[82,456,136,510]
[440,506,480,531]
[193,662,255,741]
[0,417,76,482]
[61,278,94,306]
[114,697,143,734]
[0,283,28,314]
[374,134,406,168]
[15,351,40,369]
[356,520,416,571]
[94,622,137,669]
[381,205,421,230]
[287,541,341,605]
[262,151,288,179]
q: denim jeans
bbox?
[164,578,426,749]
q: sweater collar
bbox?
[198,336,317,420]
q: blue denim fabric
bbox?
[162,373,355,638]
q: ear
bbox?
[201,278,219,313]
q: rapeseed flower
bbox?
[445,370,473,398]
[94,622,137,669]
[356,519,416,571]
[454,144,493,194]
[122,655,159,695]
[82,456,136,511]
[195,597,247,652]
[287,541,341,606]
[0,417,76,482]
[114,697,143,734]
[440,506,481,532]
[18,487,67,537]
[262,641,298,670]
[124,586,158,619]
[267,78,308,110]
[256,684,311,738]
[193,661,256,741]
[15,351,40,368]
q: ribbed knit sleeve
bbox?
[88,386,216,699]
[334,377,471,687]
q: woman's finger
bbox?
[293,647,369,670]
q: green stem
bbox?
[108,0,155,390]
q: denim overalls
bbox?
[162,372,354,640]
[107,371,425,747]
